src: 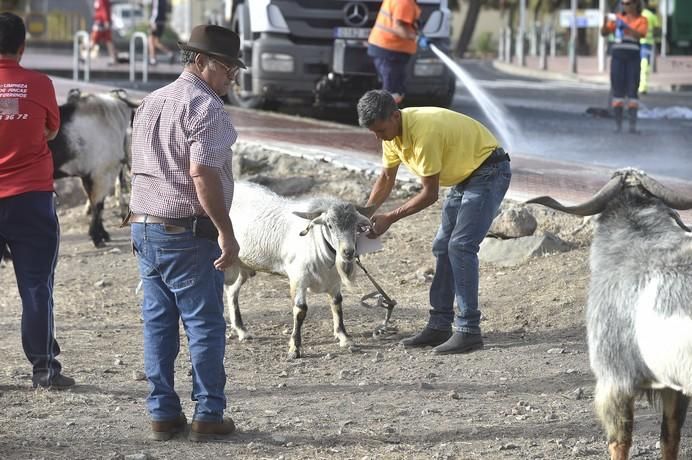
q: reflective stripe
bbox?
[612,98,625,107]
[612,41,641,52]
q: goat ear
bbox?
[298,216,326,236]
[293,210,323,220]
[356,204,377,218]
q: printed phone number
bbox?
[0,113,29,120]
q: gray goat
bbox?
[527,168,692,460]
[224,181,374,359]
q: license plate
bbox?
[333,27,370,39]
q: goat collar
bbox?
[318,226,337,261]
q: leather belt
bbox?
[480,147,510,167]
[126,213,198,228]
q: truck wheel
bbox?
[227,2,265,109]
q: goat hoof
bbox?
[347,345,360,353]
[287,350,301,360]
[94,240,107,248]
[237,331,253,342]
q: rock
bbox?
[479,232,572,267]
[489,205,537,238]
[271,434,287,444]
[247,175,315,196]
[419,382,434,390]
[124,454,150,460]
[498,443,520,450]
[547,348,565,354]
[569,387,585,400]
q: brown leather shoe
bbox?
[151,414,187,441]
[189,417,236,442]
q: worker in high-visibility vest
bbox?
[601,0,647,133]
[639,0,660,94]
[367,0,422,105]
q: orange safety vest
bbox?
[368,0,421,55]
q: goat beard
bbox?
[335,256,356,288]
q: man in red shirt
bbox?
[0,12,74,389]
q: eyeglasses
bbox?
[212,58,240,79]
[621,1,633,5]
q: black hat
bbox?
[178,24,246,69]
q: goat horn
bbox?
[293,210,323,220]
[110,88,142,108]
[525,175,624,216]
[637,173,692,210]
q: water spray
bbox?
[428,43,524,153]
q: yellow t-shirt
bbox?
[382,107,499,186]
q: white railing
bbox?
[72,30,90,81]
[129,32,148,83]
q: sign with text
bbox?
[559,9,602,28]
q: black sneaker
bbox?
[32,373,76,389]
[432,332,484,355]
[400,327,452,348]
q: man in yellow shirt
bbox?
[357,90,511,354]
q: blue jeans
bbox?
[0,192,62,379]
[427,158,511,334]
[131,223,227,422]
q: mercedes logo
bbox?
[343,2,368,27]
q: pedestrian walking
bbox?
[0,12,75,389]
[148,0,173,65]
[126,24,245,441]
[89,0,118,65]
[639,0,660,94]
[367,0,423,105]
[601,0,648,133]
[357,89,511,354]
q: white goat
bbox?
[527,168,692,460]
[224,181,374,359]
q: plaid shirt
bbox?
[130,71,236,218]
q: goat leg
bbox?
[224,270,252,341]
[328,291,354,350]
[288,286,308,360]
[595,382,633,460]
[660,388,689,460]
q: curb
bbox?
[491,60,678,93]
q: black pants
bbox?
[0,191,62,379]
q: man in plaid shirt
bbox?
[128,24,244,442]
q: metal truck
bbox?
[226,0,456,109]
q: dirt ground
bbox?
[0,145,688,460]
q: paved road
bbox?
[449,60,692,183]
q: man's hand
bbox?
[214,230,240,271]
[367,213,394,239]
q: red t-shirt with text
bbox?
[0,59,60,198]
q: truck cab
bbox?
[227,0,456,109]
